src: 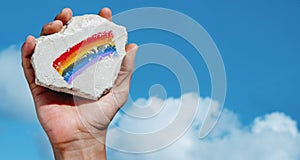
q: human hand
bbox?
[21,8,138,160]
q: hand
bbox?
[21,8,138,160]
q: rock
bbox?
[31,14,128,100]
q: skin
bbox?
[21,8,138,160]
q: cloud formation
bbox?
[0,46,299,159]
[0,46,35,121]
[107,94,300,160]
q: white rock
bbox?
[31,14,128,100]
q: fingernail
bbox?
[132,44,139,51]
[62,8,70,14]
[25,35,31,42]
[26,35,35,43]
[23,36,30,46]
[48,22,53,25]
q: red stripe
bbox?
[52,31,113,70]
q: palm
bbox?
[27,58,133,147]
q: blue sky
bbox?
[0,0,300,159]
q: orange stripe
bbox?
[57,38,113,74]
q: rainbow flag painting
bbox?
[52,31,117,84]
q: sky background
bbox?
[0,0,300,159]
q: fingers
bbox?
[113,43,138,87]
[98,7,112,21]
[40,8,73,36]
[123,43,138,73]
[40,20,63,36]
[21,35,36,85]
[21,36,36,67]
[55,8,73,24]
[41,7,111,36]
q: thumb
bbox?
[113,43,138,88]
[110,43,138,108]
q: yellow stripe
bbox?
[57,39,114,74]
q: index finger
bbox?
[98,8,112,21]
[55,8,73,24]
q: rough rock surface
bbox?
[31,14,127,100]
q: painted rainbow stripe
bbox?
[52,31,116,84]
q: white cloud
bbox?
[252,112,298,136]
[0,46,36,121]
[0,46,299,159]
[107,94,300,160]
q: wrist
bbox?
[51,132,107,160]
[53,139,106,160]
[53,142,106,160]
